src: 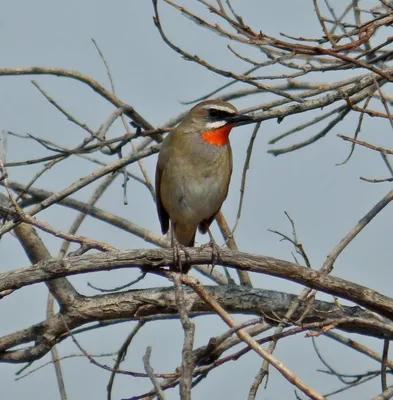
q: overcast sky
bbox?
[1,1,392,399]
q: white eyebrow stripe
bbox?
[205,120,227,130]
[203,104,236,113]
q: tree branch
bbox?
[0,281,392,363]
[1,248,393,320]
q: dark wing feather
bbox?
[155,163,169,234]
[198,213,217,234]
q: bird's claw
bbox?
[172,242,191,274]
[201,238,222,269]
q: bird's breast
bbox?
[159,143,232,225]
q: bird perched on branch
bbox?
[155,100,253,272]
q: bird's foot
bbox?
[201,237,222,269]
[172,242,191,274]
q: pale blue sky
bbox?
[0,1,392,399]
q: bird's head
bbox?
[179,100,253,146]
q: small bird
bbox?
[155,100,252,271]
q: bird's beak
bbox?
[225,113,253,126]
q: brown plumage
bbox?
[155,100,252,269]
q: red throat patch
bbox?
[201,125,233,146]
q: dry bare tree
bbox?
[2,1,393,399]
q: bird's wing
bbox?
[198,213,217,234]
[155,161,169,235]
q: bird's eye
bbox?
[208,109,221,119]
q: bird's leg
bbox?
[170,222,191,273]
[202,228,222,268]
[170,223,181,272]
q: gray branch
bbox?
[1,248,393,320]
[0,283,392,364]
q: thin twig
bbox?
[232,122,261,235]
[177,273,326,400]
[173,273,195,400]
[322,186,393,273]
[381,340,390,392]
[107,321,146,400]
[143,346,166,400]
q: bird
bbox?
[155,100,253,272]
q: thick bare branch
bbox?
[0,283,390,364]
[1,247,393,322]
